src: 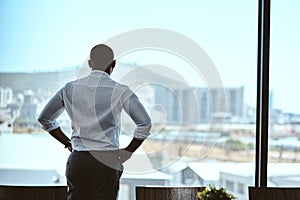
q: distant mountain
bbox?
[0,63,187,93]
[0,68,79,92]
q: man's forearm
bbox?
[125,138,144,153]
[49,127,71,149]
[119,138,144,163]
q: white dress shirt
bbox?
[38,70,151,151]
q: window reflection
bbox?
[0,1,258,199]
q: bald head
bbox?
[89,44,115,71]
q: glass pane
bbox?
[0,0,257,199]
[268,0,300,187]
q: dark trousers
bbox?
[66,150,123,200]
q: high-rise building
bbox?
[154,85,181,125]
[174,88,199,125]
[154,86,244,125]
[0,87,13,108]
[225,87,244,118]
[194,88,212,123]
[20,90,37,119]
[193,87,244,123]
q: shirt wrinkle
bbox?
[38,70,151,151]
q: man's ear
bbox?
[110,60,116,73]
[88,60,94,68]
[111,60,116,68]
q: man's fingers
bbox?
[119,150,132,163]
[67,146,72,152]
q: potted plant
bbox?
[197,184,237,200]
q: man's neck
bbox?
[91,69,110,76]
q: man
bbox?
[38,44,151,200]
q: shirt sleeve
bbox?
[122,89,152,140]
[38,87,65,132]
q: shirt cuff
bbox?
[133,124,151,140]
[40,119,60,132]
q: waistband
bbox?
[72,150,120,158]
[71,150,123,170]
[73,150,119,153]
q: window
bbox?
[238,183,244,194]
[268,0,300,187]
[226,180,234,192]
[0,1,257,200]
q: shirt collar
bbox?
[89,69,110,78]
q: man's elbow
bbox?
[135,119,151,138]
[142,118,152,137]
[37,114,46,125]
[37,115,43,125]
[146,119,152,132]
[141,116,152,131]
[37,115,51,129]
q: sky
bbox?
[0,0,300,113]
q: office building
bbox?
[0,87,13,108]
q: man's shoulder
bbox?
[113,81,131,91]
[63,77,132,92]
[62,79,85,91]
[64,80,77,87]
[64,75,89,86]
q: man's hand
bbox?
[119,149,133,163]
[119,138,144,163]
[66,144,73,152]
[49,127,72,151]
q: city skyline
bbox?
[0,64,297,117]
[1,79,298,125]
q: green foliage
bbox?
[197,184,237,200]
[224,139,246,151]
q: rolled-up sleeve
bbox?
[38,88,65,132]
[122,90,152,140]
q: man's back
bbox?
[63,70,133,151]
